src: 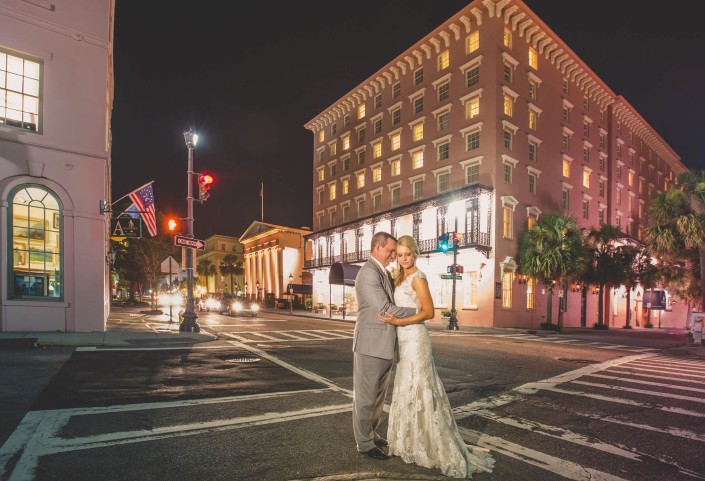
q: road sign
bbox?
[441,274,462,280]
[174,235,205,250]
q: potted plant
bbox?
[441,309,451,318]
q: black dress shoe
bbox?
[361,447,390,460]
[374,438,388,448]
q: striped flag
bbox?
[128,183,157,236]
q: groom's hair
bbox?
[370,231,397,251]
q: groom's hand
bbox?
[378,312,401,325]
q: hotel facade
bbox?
[304,0,688,329]
[0,0,115,332]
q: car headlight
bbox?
[233,301,243,310]
[251,303,259,311]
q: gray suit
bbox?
[352,259,416,452]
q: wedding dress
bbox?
[388,270,495,479]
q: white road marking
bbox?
[75,345,232,352]
[584,373,705,394]
[571,380,705,404]
[608,367,705,383]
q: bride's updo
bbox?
[395,235,420,286]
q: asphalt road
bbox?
[1,310,703,481]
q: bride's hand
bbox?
[378,312,402,325]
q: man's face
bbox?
[373,238,397,267]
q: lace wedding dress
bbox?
[387,270,495,479]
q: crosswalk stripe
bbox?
[607,367,705,383]
[585,373,705,394]
[572,380,705,404]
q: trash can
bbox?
[688,313,704,345]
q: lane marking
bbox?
[571,380,705,404]
[584,373,705,394]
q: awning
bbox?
[329,262,362,286]
[292,284,313,295]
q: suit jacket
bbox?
[353,259,417,360]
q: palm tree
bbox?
[581,224,627,328]
[518,213,586,331]
[196,259,217,293]
[619,244,657,328]
[646,170,705,310]
[220,254,244,294]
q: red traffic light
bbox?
[198,174,214,185]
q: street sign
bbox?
[110,217,141,238]
[174,235,205,250]
[161,256,180,274]
[441,274,462,280]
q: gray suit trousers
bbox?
[352,351,394,452]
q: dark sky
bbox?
[111,1,705,240]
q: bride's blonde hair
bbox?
[395,235,420,286]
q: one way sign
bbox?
[174,235,205,250]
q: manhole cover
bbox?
[225,357,261,363]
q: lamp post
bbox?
[180,127,200,333]
[256,281,260,302]
[244,281,248,300]
[288,273,294,314]
[448,217,459,331]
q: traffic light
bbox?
[167,218,177,232]
[438,233,450,252]
[451,231,461,248]
[198,174,214,202]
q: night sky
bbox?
[110,1,705,240]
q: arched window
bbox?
[9,185,62,299]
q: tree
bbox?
[619,244,657,328]
[219,254,244,294]
[581,224,627,328]
[518,213,587,331]
[133,234,175,310]
[196,259,217,293]
[645,170,705,310]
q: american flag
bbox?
[128,183,157,236]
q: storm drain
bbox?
[225,357,261,363]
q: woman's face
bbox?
[396,244,416,270]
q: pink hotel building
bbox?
[303,0,688,329]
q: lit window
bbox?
[616,187,622,205]
[0,49,42,133]
[412,179,424,200]
[10,185,62,299]
[356,172,365,188]
[529,111,538,130]
[502,271,512,308]
[372,165,382,182]
[373,141,382,158]
[357,104,366,119]
[528,47,538,69]
[503,93,513,116]
[563,158,571,177]
[412,150,424,169]
[582,168,591,188]
[503,206,513,238]
[465,97,480,119]
[438,50,449,70]
[390,133,401,151]
[319,131,324,142]
[412,122,424,142]
[503,28,512,48]
[526,278,535,309]
[330,143,337,155]
[342,178,349,195]
[628,170,635,186]
[390,158,401,176]
[342,135,350,150]
[329,184,336,201]
[528,214,537,230]
[466,31,479,54]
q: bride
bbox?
[378,235,494,479]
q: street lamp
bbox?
[256,281,260,301]
[106,248,116,267]
[244,281,248,299]
[288,273,294,314]
[180,127,200,333]
[448,217,459,331]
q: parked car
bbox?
[220,295,259,317]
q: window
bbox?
[328,183,336,201]
[330,162,337,177]
[392,108,401,125]
[391,186,401,207]
[414,68,424,85]
[582,168,591,188]
[357,104,366,119]
[342,178,349,195]
[342,204,350,222]
[563,158,571,177]
[437,141,449,161]
[412,178,424,200]
[599,178,605,197]
[357,198,365,217]
[374,94,382,109]
[319,131,324,142]
[390,132,401,151]
[342,156,350,172]
[358,126,366,143]
[528,80,537,101]
[342,134,350,150]
[528,139,539,162]
[599,155,605,171]
[412,122,424,142]
[466,65,480,88]
[372,193,381,213]
[503,129,513,150]
[438,82,450,102]
[628,170,635,186]
[599,132,606,149]
[465,97,480,119]
[582,199,590,219]
[318,168,325,181]
[10,185,62,299]
[616,187,622,205]
[465,163,480,183]
[562,132,571,151]
[466,31,479,54]
[390,157,401,176]
[372,165,382,182]
[466,131,480,151]
[356,171,365,188]
[503,64,513,83]
[414,96,424,114]
[438,50,449,70]
[412,150,424,169]
[374,118,382,134]
[562,187,570,210]
[503,206,513,238]
[329,209,336,226]
[373,141,382,158]
[527,278,536,309]
[503,93,513,116]
[529,173,536,194]
[331,123,337,135]
[1,49,42,132]
[330,143,337,155]
[583,145,590,162]
[437,171,450,193]
[318,150,324,163]
[438,112,449,131]
[616,163,622,179]
[503,28,512,48]
[598,207,605,224]
[357,149,366,165]
[583,96,589,111]
[392,82,401,99]
[504,163,512,183]
[528,47,538,69]
[317,189,323,205]
[562,105,571,123]
[583,121,590,138]
[344,114,350,128]
[529,110,538,130]
[501,271,512,308]
[562,78,570,95]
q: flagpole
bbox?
[111,180,155,205]
[260,182,264,221]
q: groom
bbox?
[352,232,417,460]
